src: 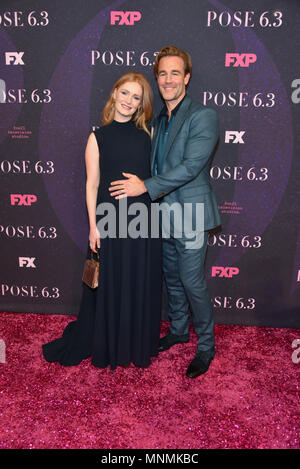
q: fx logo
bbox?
[110,11,142,25]
[10,194,37,206]
[5,52,25,65]
[225,53,257,67]
[212,266,239,278]
[19,257,36,268]
[225,131,245,144]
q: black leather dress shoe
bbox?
[186,348,216,378]
[158,333,189,352]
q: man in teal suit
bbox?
[110,46,221,378]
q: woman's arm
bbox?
[85,132,100,252]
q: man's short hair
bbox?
[153,46,192,77]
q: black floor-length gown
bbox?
[42,119,162,370]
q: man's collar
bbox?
[159,94,187,119]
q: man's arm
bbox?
[144,107,218,201]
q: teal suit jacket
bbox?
[144,95,221,231]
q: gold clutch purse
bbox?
[82,249,100,288]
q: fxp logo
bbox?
[10,194,37,206]
[110,11,142,25]
[225,53,257,67]
[212,266,239,278]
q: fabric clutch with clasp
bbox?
[82,248,100,289]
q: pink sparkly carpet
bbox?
[0,311,299,449]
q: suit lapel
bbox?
[162,95,191,164]
[150,95,192,174]
[150,117,163,174]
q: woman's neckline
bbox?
[112,118,134,125]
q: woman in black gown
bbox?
[42,73,162,370]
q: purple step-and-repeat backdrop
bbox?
[0,0,299,327]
